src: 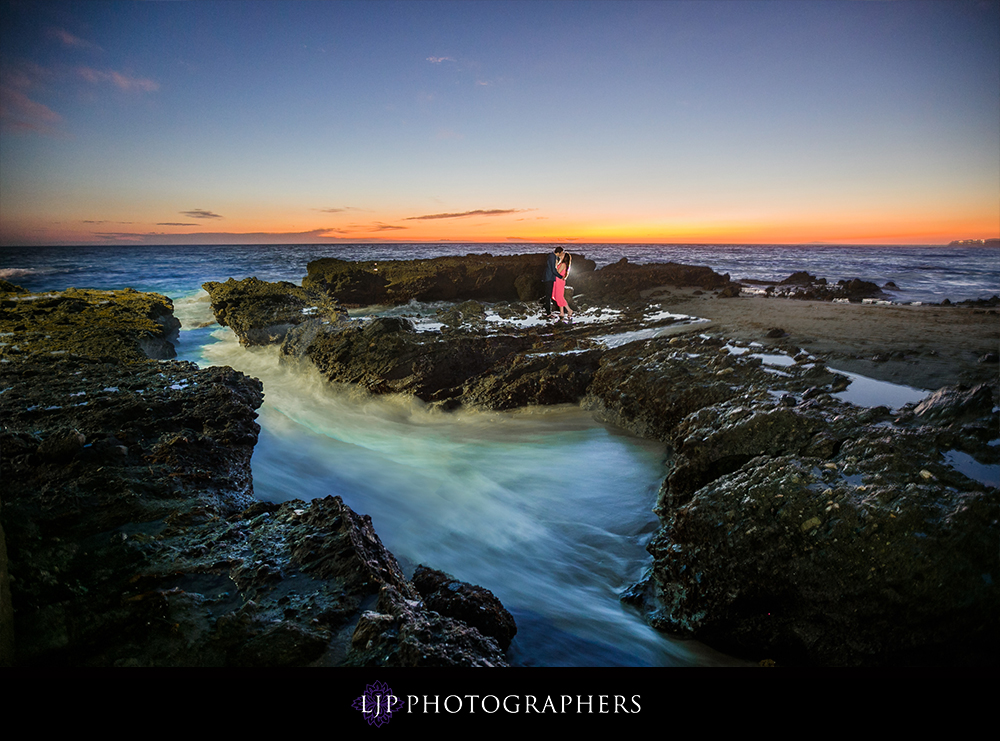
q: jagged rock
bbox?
[201,277,347,347]
[571,259,732,303]
[646,435,999,666]
[436,300,488,334]
[351,585,509,667]
[461,347,604,410]
[835,278,884,302]
[302,253,597,307]
[913,384,994,424]
[1,286,515,667]
[288,316,534,403]
[582,337,755,441]
[412,565,517,650]
[781,271,819,285]
[661,403,829,507]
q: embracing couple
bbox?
[543,246,574,322]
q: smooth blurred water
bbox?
[188,321,737,666]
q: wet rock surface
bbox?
[302,253,598,307]
[412,565,518,651]
[0,284,514,666]
[742,273,890,302]
[202,276,347,347]
[614,346,999,666]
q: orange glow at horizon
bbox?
[2,208,997,247]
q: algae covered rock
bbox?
[0,286,179,363]
[571,258,732,302]
[201,276,347,346]
[302,253,596,306]
[646,443,999,666]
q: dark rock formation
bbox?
[302,253,597,307]
[582,336,752,441]
[461,346,605,410]
[646,431,998,666]
[611,357,1000,664]
[412,565,518,651]
[351,584,509,667]
[913,383,994,424]
[781,271,819,285]
[0,286,514,666]
[571,258,732,302]
[202,277,347,347]
[285,315,536,404]
[191,256,999,666]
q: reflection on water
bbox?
[195,327,738,666]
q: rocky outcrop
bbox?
[595,337,1000,665]
[750,273,889,302]
[302,253,597,307]
[285,315,537,404]
[202,277,347,347]
[0,285,515,666]
[412,565,518,650]
[0,285,179,363]
[571,258,732,302]
[644,429,998,666]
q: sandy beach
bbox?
[648,287,999,392]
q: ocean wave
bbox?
[1,267,47,279]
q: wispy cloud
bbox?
[405,209,527,221]
[368,223,407,231]
[180,209,223,219]
[87,228,371,245]
[427,56,456,64]
[48,28,103,53]
[313,206,363,213]
[0,84,62,134]
[156,222,198,226]
[0,62,62,135]
[78,67,159,92]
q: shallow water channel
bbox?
[177,309,738,666]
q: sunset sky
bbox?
[1,0,998,247]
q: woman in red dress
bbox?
[552,253,573,321]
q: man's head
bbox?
[554,247,564,255]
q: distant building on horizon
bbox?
[948,238,1000,246]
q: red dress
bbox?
[552,264,568,308]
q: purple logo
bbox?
[352,681,404,727]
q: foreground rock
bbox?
[603,338,999,666]
[0,284,513,666]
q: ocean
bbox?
[1,243,997,666]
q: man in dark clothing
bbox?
[543,246,564,316]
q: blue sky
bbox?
[2,0,998,245]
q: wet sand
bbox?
[647,287,999,392]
